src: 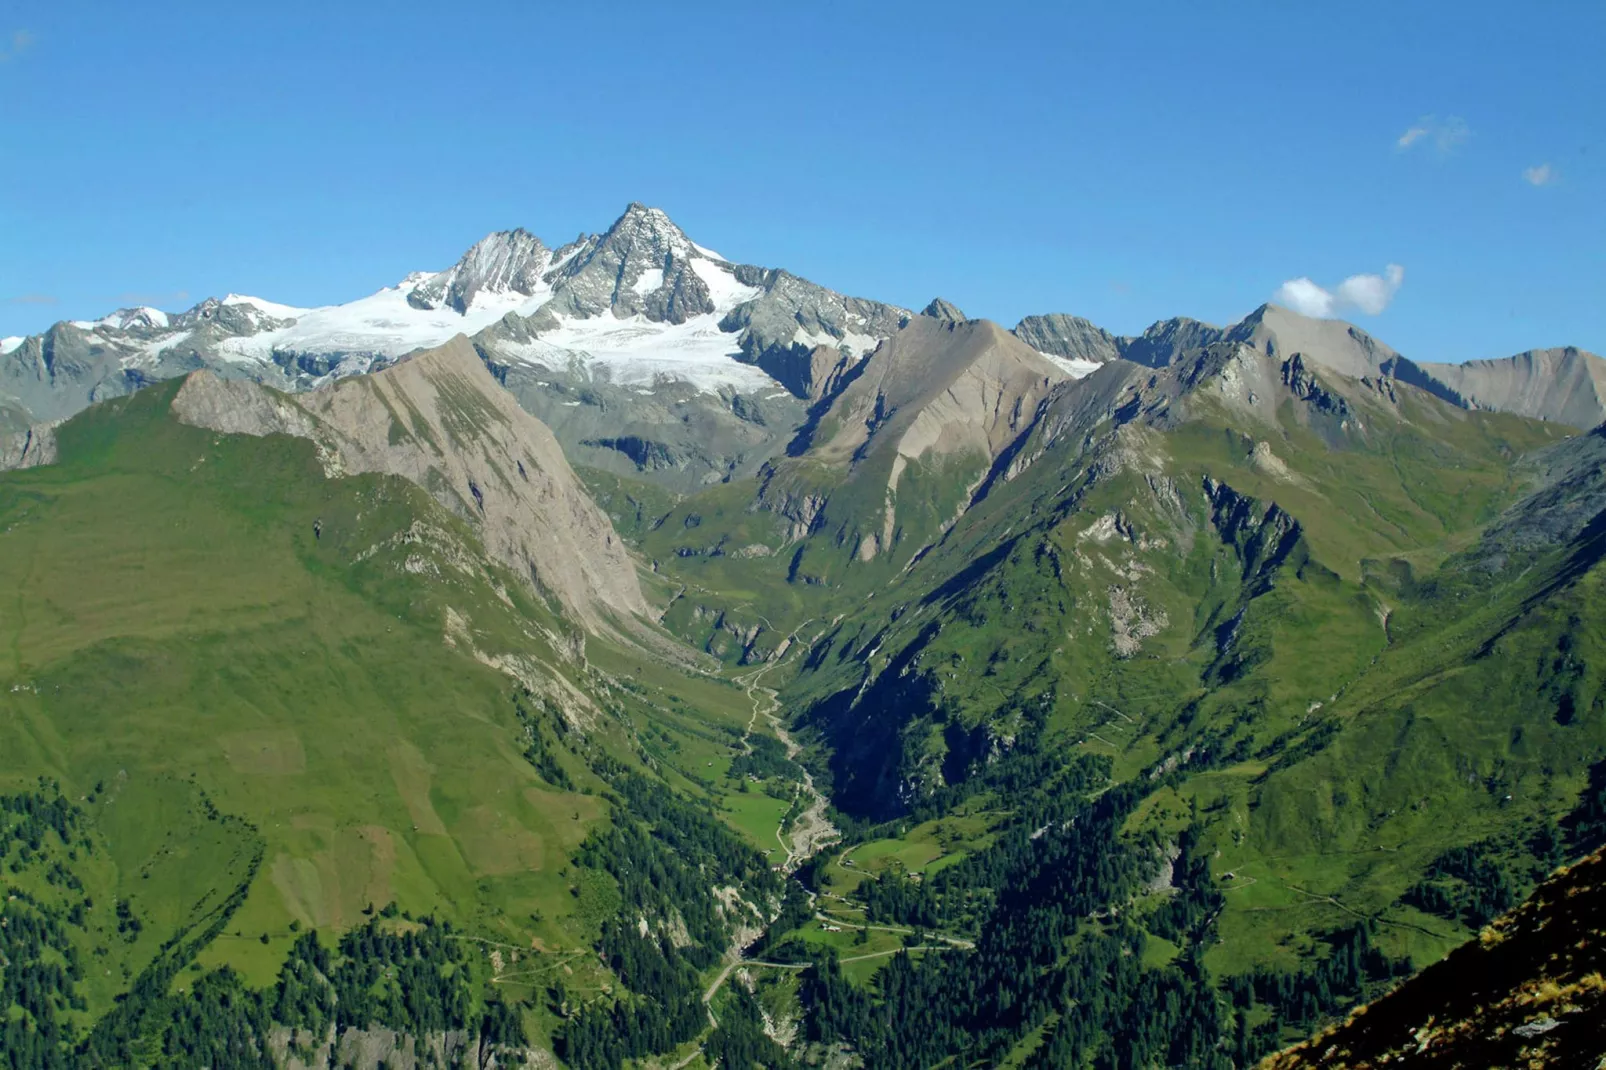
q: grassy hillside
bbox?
[0,380,791,1066]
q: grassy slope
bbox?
[0,383,673,1018]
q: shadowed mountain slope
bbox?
[1262,848,1606,1069]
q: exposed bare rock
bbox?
[270,1024,548,1069]
[920,297,966,322]
[540,202,714,325]
[0,422,57,471]
[1226,303,1404,379]
[1108,583,1167,657]
[1248,440,1303,485]
[407,228,551,313]
[721,267,909,398]
[173,335,646,629]
[1474,423,1606,568]
[1421,346,1606,430]
[804,317,1067,475]
[1118,315,1223,368]
[1013,313,1122,365]
[165,374,318,439]
[1262,848,1606,1070]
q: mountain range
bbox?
[2,203,1604,1070]
[6,204,1602,494]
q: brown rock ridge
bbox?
[171,334,647,630]
[806,316,1067,477]
[1421,346,1606,430]
[768,316,1069,561]
[1261,847,1606,1069]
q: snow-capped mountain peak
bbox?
[96,306,171,332]
[407,228,552,314]
[540,202,729,326]
[0,202,915,461]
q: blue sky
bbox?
[1,1,1601,362]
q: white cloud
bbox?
[1396,125,1429,150]
[1274,265,1404,319]
[1396,115,1469,154]
[1523,163,1556,186]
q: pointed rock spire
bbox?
[408,229,551,314]
[921,297,966,323]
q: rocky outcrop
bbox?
[1013,313,1122,365]
[1118,316,1223,368]
[1421,346,1606,430]
[0,421,57,471]
[0,322,166,424]
[1279,353,1352,418]
[721,267,908,398]
[540,203,715,325]
[408,228,551,313]
[803,317,1067,473]
[173,335,647,629]
[762,317,1069,560]
[921,298,966,322]
[269,1025,553,1069]
[1475,424,1606,567]
[1263,848,1606,1070]
[1204,476,1303,590]
[1225,303,1403,379]
[0,204,911,494]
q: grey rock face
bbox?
[720,266,908,398]
[15,201,1598,501]
[1,322,182,424]
[408,229,551,313]
[96,307,169,331]
[1117,316,1224,368]
[541,203,714,325]
[1476,424,1606,567]
[0,313,316,426]
[1224,304,1401,379]
[1013,313,1121,364]
[171,297,297,336]
[1421,347,1606,430]
[0,422,56,472]
[921,298,966,322]
[0,204,913,491]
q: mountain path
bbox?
[731,621,841,874]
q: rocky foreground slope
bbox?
[1263,848,1606,1068]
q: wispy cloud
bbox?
[1273,265,1404,319]
[1396,115,1469,154]
[5,293,58,306]
[0,30,34,62]
[1523,163,1556,187]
